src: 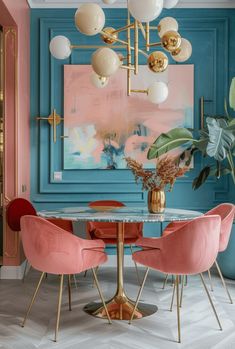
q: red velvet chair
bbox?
[6,198,74,281]
[86,200,143,282]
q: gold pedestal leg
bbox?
[21,272,45,327]
[199,273,222,330]
[215,260,233,304]
[54,275,64,342]
[84,222,157,320]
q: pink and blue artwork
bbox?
[64,64,194,169]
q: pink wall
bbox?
[0,0,30,266]
[2,0,30,200]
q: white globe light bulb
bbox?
[90,72,109,88]
[148,81,169,104]
[92,47,121,77]
[102,0,117,4]
[128,0,163,23]
[75,4,105,36]
[164,0,179,9]
[171,38,192,62]
[49,35,72,60]
[158,17,178,38]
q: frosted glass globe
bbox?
[102,0,117,4]
[171,38,192,62]
[49,36,71,60]
[164,0,179,9]
[92,47,121,77]
[90,72,109,88]
[158,17,178,38]
[128,0,163,22]
[75,4,105,36]
[148,81,169,104]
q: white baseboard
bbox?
[0,260,29,280]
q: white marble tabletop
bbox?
[38,207,202,223]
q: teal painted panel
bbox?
[218,224,235,280]
[30,8,234,214]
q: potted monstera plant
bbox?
[147,79,235,190]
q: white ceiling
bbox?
[27,0,235,9]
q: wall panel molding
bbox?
[30,9,234,208]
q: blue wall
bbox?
[30,8,235,220]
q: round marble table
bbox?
[38,207,202,321]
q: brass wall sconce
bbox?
[36,109,67,143]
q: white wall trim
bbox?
[0,260,28,280]
[27,0,235,9]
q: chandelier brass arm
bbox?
[49,1,192,104]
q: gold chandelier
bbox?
[49,0,192,104]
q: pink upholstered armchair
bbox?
[162,203,235,303]
[130,215,222,343]
[20,215,111,342]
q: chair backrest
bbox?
[47,218,73,233]
[206,203,235,252]
[20,215,83,274]
[87,200,143,240]
[161,215,221,275]
[6,198,37,231]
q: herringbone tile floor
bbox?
[0,267,235,349]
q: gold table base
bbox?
[84,294,158,320]
[84,222,158,321]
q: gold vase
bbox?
[148,189,166,214]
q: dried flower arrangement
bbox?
[125,156,189,192]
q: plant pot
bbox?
[148,189,166,214]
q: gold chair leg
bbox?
[84,270,87,277]
[208,269,214,292]
[21,272,45,327]
[92,266,99,288]
[180,275,184,308]
[22,259,30,283]
[215,260,233,304]
[170,281,176,312]
[199,273,222,330]
[72,274,78,289]
[162,274,169,289]
[129,267,150,324]
[91,267,112,324]
[130,244,141,285]
[54,275,64,342]
[176,275,181,343]
[68,275,72,311]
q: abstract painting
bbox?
[64,64,194,169]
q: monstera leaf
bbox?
[147,128,194,160]
[206,117,235,161]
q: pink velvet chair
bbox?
[20,215,111,342]
[129,215,222,343]
[162,203,235,303]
